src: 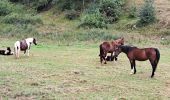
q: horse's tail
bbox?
[154,48,160,67]
[99,44,103,63]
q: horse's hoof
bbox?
[104,62,107,64]
[151,75,154,78]
[130,69,134,75]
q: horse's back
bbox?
[20,40,28,50]
[131,48,158,61]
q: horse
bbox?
[114,45,160,78]
[14,37,37,58]
[0,47,13,55]
[99,37,124,64]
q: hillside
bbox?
[0,0,170,99]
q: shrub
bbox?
[79,9,107,28]
[99,0,125,23]
[9,0,53,11]
[138,0,156,26]
[0,0,12,16]
[65,10,80,20]
[128,3,137,18]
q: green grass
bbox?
[0,38,170,99]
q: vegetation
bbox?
[0,0,170,99]
[138,0,156,26]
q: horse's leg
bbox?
[150,59,156,78]
[110,52,114,61]
[100,55,103,64]
[24,50,26,56]
[129,60,134,74]
[17,49,20,58]
[103,52,107,64]
[133,60,136,74]
[27,49,30,56]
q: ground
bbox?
[0,38,170,99]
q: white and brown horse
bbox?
[14,38,37,58]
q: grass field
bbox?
[0,38,170,99]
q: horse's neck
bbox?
[25,38,33,47]
[25,38,33,44]
[121,46,130,54]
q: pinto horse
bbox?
[99,37,124,64]
[114,45,160,78]
[14,37,37,58]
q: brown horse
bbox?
[114,45,160,78]
[99,37,124,64]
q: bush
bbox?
[0,0,12,16]
[79,9,107,28]
[128,3,137,18]
[138,0,156,26]
[9,0,53,11]
[79,0,125,28]
[99,0,125,23]
[65,10,80,20]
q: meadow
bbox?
[0,37,170,99]
[0,0,170,99]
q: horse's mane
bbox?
[120,45,137,53]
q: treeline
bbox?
[0,0,156,33]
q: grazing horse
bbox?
[14,37,37,58]
[0,47,13,55]
[99,37,124,64]
[114,45,160,78]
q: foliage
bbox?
[0,0,42,36]
[138,0,156,26]
[79,0,125,28]
[128,3,137,18]
[64,10,80,20]
[9,0,53,11]
[1,13,42,25]
[0,0,12,16]
[79,9,107,28]
[99,0,125,23]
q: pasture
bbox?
[0,38,170,99]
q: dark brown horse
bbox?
[114,45,160,78]
[99,37,124,64]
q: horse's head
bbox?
[33,38,37,45]
[118,37,124,45]
[7,47,11,51]
[114,45,123,57]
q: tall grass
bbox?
[40,30,120,44]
